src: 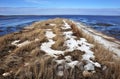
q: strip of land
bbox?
[0,18,120,79]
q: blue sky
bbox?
[0,0,120,15]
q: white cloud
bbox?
[25,0,50,4]
[0,7,120,15]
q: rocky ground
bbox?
[0,18,120,79]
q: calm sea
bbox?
[0,15,120,40]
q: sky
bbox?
[0,0,120,15]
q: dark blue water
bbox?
[0,15,120,40]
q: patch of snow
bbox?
[63,31,77,39]
[41,39,64,57]
[11,40,30,47]
[45,31,56,39]
[64,56,72,62]
[17,41,30,47]
[65,38,78,51]
[61,20,71,29]
[41,31,64,57]
[11,40,20,46]
[50,23,56,26]
[66,61,79,68]
[93,62,101,68]
[55,59,65,64]
[64,37,94,53]
[84,63,95,71]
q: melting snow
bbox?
[41,31,64,57]
[61,20,71,29]
[45,31,56,39]
[66,61,79,68]
[64,56,72,62]
[41,20,101,73]
[11,40,20,46]
[17,41,30,47]
[55,59,65,64]
[11,40,30,47]
[41,39,64,57]
[84,63,95,71]
[50,23,56,26]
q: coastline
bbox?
[74,21,120,57]
[0,18,120,79]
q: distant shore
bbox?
[0,15,120,40]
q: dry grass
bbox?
[0,18,120,79]
[52,36,65,50]
[70,20,120,79]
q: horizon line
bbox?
[1,14,120,16]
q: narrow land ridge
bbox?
[0,18,120,79]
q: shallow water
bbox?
[0,15,120,40]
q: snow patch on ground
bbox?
[11,40,20,46]
[17,41,30,47]
[49,23,56,26]
[61,20,71,30]
[41,39,64,57]
[66,61,79,68]
[11,40,30,47]
[41,31,64,57]
[45,31,56,39]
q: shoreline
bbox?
[0,18,120,79]
[73,21,120,57]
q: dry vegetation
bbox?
[0,18,120,79]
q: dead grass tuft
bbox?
[52,36,66,50]
[64,50,85,61]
